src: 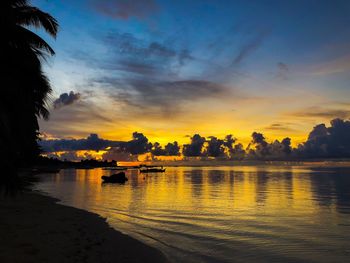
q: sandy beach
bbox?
[0,191,169,263]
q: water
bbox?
[35,166,350,263]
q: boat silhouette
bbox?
[101,172,128,183]
[139,165,166,173]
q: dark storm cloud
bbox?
[297,118,350,158]
[245,119,350,160]
[40,132,152,155]
[40,134,121,152]
[307,124,328,141]
[53,91,81,109]
[90,0,159,20]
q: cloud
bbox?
[276,62,289,80]
[40,131,153,157]
[232,30,269,65]
[307,123,328,141]
[40,118,350,161]
[278,62,289,72]
[288,107,350,119]
[126,79,227,104]
[310,54,350,76]
[40,99,114,137]
[297,118,350,158]
[53,91,81,109]
[264,122,297,132]
[245,119,350,159]
[90,0,159,20]
[102,147,137,161]
[45,151,81,161]
[98,31,193,76]
[94,78,229,117]
[40,134,121,152]
[41,132,181,160]
[69,29,249,120]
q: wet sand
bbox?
[0,191,169,263]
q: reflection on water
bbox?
[36,166,350,263]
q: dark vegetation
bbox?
[35,156,117,170]
[40,118,350,162]
[1,0,58,192]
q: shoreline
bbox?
[0,190,169,263]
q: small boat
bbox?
[139,166,166,173]
[101,172,128,183]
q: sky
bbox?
[35,0,350,147]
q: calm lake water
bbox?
[36,166,350,263]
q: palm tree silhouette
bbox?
[1,0,58,187]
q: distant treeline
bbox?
[35,156,117,169]
[40,118,350,161]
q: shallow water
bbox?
[36,166,350,263]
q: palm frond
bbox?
[11,0,29,7]
[34,71,52,120]
[9,25,55,56]
[1,0,29,8]
[36,103,50,120]
[15,6,58,38]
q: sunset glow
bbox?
[35,0,349,152]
